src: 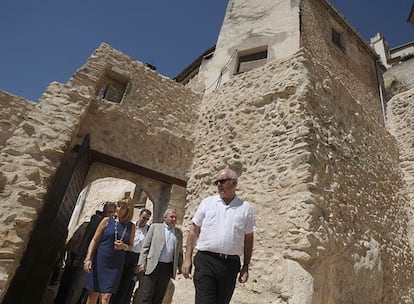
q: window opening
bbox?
[236,49,268,74]
[103,84,122,102]
[332,28,346,52]
[97,71,129,104]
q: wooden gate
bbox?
[3,135,92,304]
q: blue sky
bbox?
[0,0,412,102]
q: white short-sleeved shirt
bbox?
[132,224,149,253]
[192,195,256,256]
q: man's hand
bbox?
[134,264,140,274]
[181,259,192,279]
[182,223,200,279]
[138,264,146,273]
[238,265,249,283]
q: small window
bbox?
[97,70,129,103]
[236,49,268,74]
[332,28,345,52]
[101,84,122,102]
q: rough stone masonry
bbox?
[174,50,414,304]
[1,26,414,304]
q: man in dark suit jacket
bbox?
[137,209,183,304]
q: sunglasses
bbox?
[214,178,233,186]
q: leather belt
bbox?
[200,251,240,261]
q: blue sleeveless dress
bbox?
[85,216,133,293]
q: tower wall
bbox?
[190,0,301,93]
[387,87,414,254]
[177,49,414,303]
[301,0,383,123]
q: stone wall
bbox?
[384,58,414,98]
[0,44,201,301]
[174,50,414,303]
[72,43,201,181]
[386,88,414,253]
[301,0,383,124]
[299,56,413,304]
[0,82,92,301]
[0,91,35,149]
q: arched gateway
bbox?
[0,43,201,303]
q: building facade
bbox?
[1,0,414,303]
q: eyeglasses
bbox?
[214,178,233,186]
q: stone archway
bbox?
[0,44,200,303]
[3,149,188,304]
[82,162,186,224]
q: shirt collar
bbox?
[218,195,242,207]
[163,222,175,232]
[136,224,149,231]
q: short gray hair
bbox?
[217,168,238,183]
[163,208,177,218]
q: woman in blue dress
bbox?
[83,197,135,304]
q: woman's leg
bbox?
[85,291,99,304]
[100,293,112,304]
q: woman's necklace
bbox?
[114,219,127,242]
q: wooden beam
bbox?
[86,149,187,187]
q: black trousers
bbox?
[139,262,173,304]
[194,251,240,304]
[111,252,140,304]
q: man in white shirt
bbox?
[182,168,256,304]
[111,208,151,304]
